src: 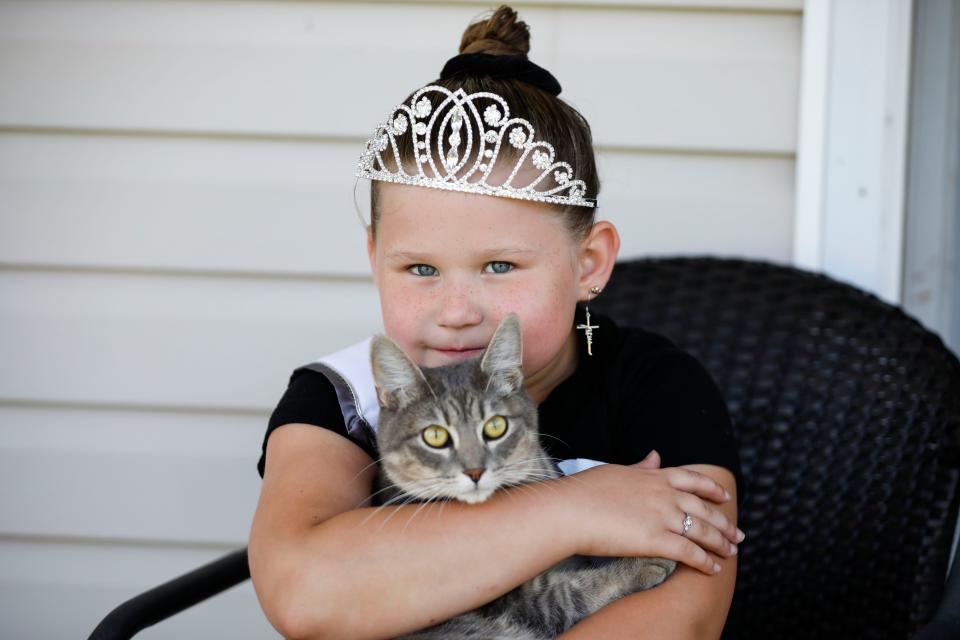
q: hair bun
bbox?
[459,5,530,58]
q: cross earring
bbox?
[576,285,602,356]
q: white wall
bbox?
[0,0,802,637]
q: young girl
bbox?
[249,6,744,639]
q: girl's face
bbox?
[368,183,586,402]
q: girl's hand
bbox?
[560,450,743,575]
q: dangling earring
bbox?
[576,285,602,356]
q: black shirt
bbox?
[257,306,743,497]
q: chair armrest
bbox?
[87,547,250,640]
[913,550,960,640]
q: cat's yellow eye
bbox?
[483,415,508,440]
[422,425,450,448]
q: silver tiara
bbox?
[356,85,595,208]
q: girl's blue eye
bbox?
[409,264,438,277]
[484,261,514,274]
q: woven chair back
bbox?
[592,256,960,638]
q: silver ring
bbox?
[681,513,694,536]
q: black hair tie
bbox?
[439,52,562,96]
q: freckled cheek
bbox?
[496,280,573,370]
[523,318,571,370]
[378,279,432,356]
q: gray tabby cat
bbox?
[369,313,677,640]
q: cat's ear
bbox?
[370,335,431,410]
[480,313,524,397]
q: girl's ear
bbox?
[577,220,621,297]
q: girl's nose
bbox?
[436,285,483,328]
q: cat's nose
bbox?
[463,468,485,483]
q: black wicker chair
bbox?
[89,256,960,640]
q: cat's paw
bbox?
[634,556,677,589]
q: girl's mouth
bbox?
[434,347,485,360]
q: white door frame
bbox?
[793,0,914,307]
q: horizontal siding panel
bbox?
[0,1,800,153]
[0,406,264,543]
[0,132,373,276]
[601,152,795,262]
[0,271,382,407]
[1,132,794,273]
[0,539,278,639]
[556,10,800,153]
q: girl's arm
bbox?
[249,425,739,640]
[556,464,739,640]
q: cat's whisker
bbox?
[401,479,455,502]
[527,471,584,488]
[356,506,392,530]
[498,463,564,484]
[406,473,453,482]
[509,463,558,472]
[375,495,429,531]
[537,432,572,449]
[523,475,567,489]
[399,488,450,527]
[505,473,562,487]
[510,470,563,484]
[356,492,424,529]
[376,482,455,532]
[502,481,549,503]
[496,482,554,513]
[514,454,564,463]
[402,481,448,500]
[401,495,446,535]
[552,471,592,488]
[505,461,593,490]
[356,483,405,510]
[354,466,452,513]
[375,491,419,508]
[500,455,564,469]
[500,480,535,496]
[501,474,567,500]
[349,456,388,483]
[499,468,547,481]
[361,489,436,531]
[356,504,399,530]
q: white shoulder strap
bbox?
[315,336,380,432]
[291,337,380,456]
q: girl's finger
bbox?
[677,494,742,546]
[633,449,661,469]
[659,531,723,575]
[664,467,731,504]
[672,504,738,557]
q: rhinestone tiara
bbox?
[356,85,595,208]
